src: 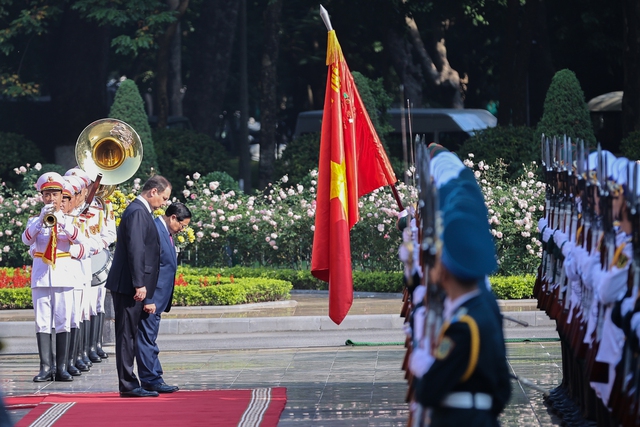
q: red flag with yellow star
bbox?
[311,28,397,325]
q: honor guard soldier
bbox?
[22,172,87,382]
[407,144,511,426]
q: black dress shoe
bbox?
[120,387,159,398]
[143,383,179,393]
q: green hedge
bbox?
[172,278,292,306]
[0,268,536,309]
[490,275,535,300]
[0,287,32,309]
[178,266,406,293]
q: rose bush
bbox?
[0,159,543,278]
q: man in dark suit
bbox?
[105,175,171,398]
[136,203,191,393]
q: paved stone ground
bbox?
[0,292,562,426]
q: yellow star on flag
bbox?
[330,158,348,219]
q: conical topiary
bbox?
[108,79,159,181]
[535,69,596,146]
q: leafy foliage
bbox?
[153,128,233,193]
[620,131,640,161]
[171,276,292,306]
[535,69,596,145]
[0,133,44,188]
[456,126,537,179]
[71,0,178,56]
[18,163,66,195]
[275,133,320,186]
[0,287,32,309]
[490,275,535,299]
[465,156,544,276]
[108,79,159,179]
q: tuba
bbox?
[75,118,143,187]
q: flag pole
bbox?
[319,5,332,31]
[319,5,404,214]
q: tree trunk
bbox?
[183,0,241,138]
[48,5,110,152]
[258,0,283,190]
[169,2,184,117]
[155,0,189,129]
[622,0,640,136]
[528,0,555,126]
[497,0,538,126]
[497,0,521,126]
[238,0,251,193]
[386,28,423,108]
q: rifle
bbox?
[404,139,443,427]
[586,145,612,384]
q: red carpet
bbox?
[5,388,286,427]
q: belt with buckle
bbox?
[440,392,492,410]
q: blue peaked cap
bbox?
[439,181,498,281]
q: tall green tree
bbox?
[109,79,160,179]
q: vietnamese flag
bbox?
[311,28,398,325]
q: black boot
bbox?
[96,312,108,359]
[33,332,53,382]
[51,328,56,374]
[82,320,92,367]
[76,321,89,372]
[88,315,102,363]
[67,328,81,376]
[55,332,73,382]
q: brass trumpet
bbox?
[43,213,57,228]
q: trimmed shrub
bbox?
[490,275,535,300]
[535,69,596,146]
[109,79,159,180]
[171,277,292,306]
[153,129,233,195]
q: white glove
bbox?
[38,204,54,221]
[53,210,65,225]
[621,297,635,317]
[403,322,413,338]
[561,241,575,259]
[537,217,548,232]
[61,215,76,231]
[542,226,554,243]
[553,231,568,247]
[409,345,434,377]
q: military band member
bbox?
[65,168,95,370]
[22,172,86,382]
[62,177,98,376]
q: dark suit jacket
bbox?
[105,198,160,298]
[146,217,177,313]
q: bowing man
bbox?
[136,202,191,393]
[106,175,171,398]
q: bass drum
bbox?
[91,248,113,286]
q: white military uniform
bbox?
[22,178,86,334]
